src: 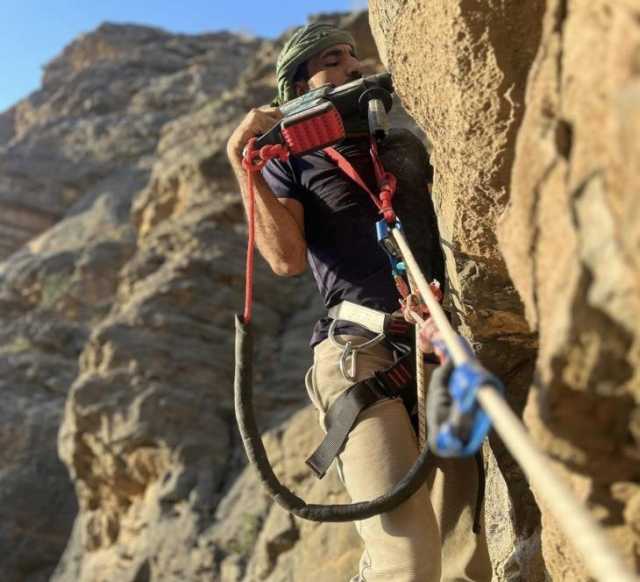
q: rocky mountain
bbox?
[0,13,397,582]
[0,4,637,582]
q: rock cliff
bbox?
[369,0,640,580]
[500,1,640,578]
[0,4,637,582]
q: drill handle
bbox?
[253,120,285,150]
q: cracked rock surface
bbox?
[370,0,640,579]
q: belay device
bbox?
[234,72,493,522]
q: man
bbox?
[226,23,492,582]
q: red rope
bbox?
[241,138,289,323]
[323,140,398,224]
[369,138,397,223]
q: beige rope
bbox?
[407,270,427,448]
[479,388,637,582]
[391,228,638,582]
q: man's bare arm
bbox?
[226,107,307,277]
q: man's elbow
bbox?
[271,255,307,277]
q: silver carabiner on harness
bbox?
[328,319,386,382]
[339,340,357,382]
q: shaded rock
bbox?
[211,407,362,582]
[0,105,16,144]
[369,1,546,578]
[499,0,640,578]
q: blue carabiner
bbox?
[434,358,505,457]
[376,218,405,275]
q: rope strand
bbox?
[407,271,427,448]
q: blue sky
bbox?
[1,0,367,113]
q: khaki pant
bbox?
[306,336,492,582]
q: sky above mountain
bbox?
[1,0,366,113]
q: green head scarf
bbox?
[274,23,357,106]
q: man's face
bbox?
[294,43,362,96]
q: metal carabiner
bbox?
[328,319,386,382]
[338,340,358,382]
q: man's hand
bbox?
[400,294,439,354]
[226,106,283,168]
[224,105,306,277]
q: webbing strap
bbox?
[327,301,388,334]
[324,146,383,211]
[327,300,412,339]
[306,380,380,478]
[306,356,413,478]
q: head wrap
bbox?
[274,23,357,106]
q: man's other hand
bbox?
[226,107,283,167]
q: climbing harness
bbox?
[306,308,415,479]
[233,72,638,581]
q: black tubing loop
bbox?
[234,313,434,522]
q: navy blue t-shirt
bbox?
[261,132,442,347]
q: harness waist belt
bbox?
[327,301,388,334]
[328,300,412,338]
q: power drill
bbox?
[255,72,394,156]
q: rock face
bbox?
[499,1,640,579]
[369,2,546,579]
[3,5,637,582]
[369,0,640,580]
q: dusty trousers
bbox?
[306,336,493,582]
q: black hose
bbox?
[234,314,433,522]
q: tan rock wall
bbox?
[371,0,640,579]
[369,1,546,578]
[499,0,640,579]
